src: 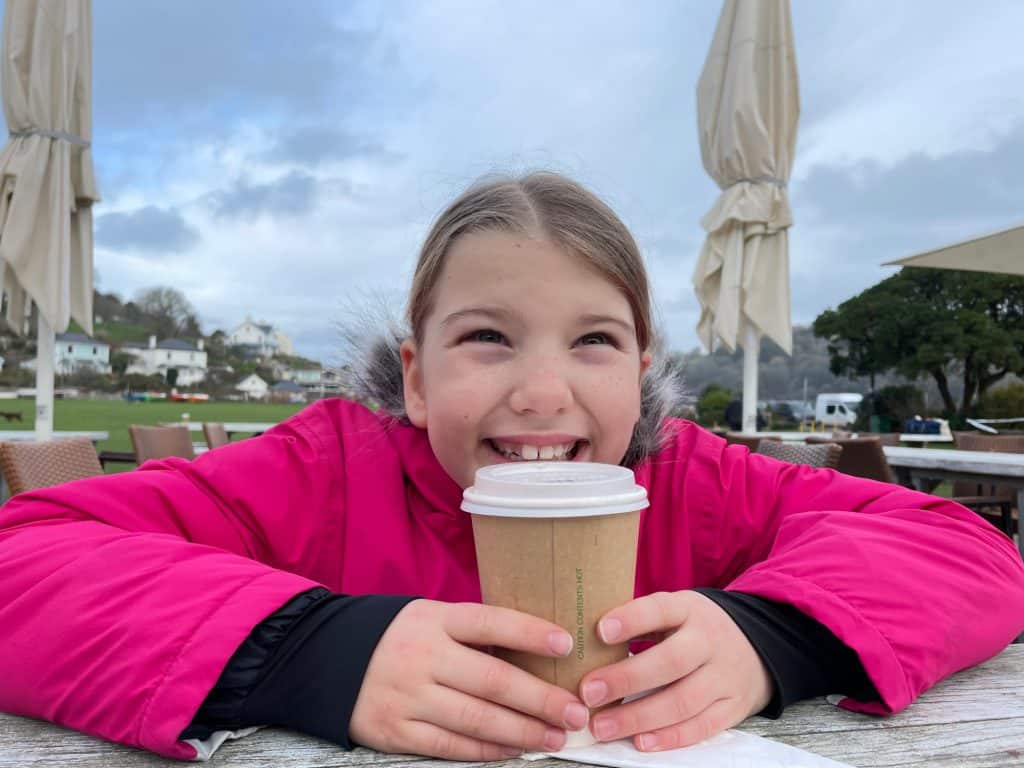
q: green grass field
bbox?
[0,398,307,471]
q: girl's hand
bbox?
[579,591,773,751]
[349,599,590,760]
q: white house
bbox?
[123,336,208,386]
[23,333,111,375]
[228,318,294,359]
[235,373,269,401]
[56,333,111,375]
[270,380,306,404]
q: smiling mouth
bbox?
[485,438,588,462]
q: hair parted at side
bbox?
[407,171,652,352]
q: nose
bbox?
[507,360,574,416]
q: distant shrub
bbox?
[977,383,1024,420]
[854,384,925,432]
[696,384,732,427]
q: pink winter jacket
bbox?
[0,398,1022,759]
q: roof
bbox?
[56,332,106,345]
[119,339,202,351]
[271,381,304,392]
[158,339,199,351]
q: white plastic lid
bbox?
[461,461,648,518]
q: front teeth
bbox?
[492,440,578,461]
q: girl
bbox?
[0,172,1022,762]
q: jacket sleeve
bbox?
[672,426,1024,716]
[0,401,353,759]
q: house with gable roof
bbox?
[228,317,294,359]
[122,335,208,386]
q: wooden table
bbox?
[897,433,954,445]
[1,645,1020,767]
[0,430,108,442]
[883,446,1024,560]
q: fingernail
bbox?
[592,716,616,741]
[563,702,589,730]
[581,679,607,708]
[598,617,622,643]
[638,733,659,751]
[544,728,566,751]
[548,631,573,656]
[502,746,523,757]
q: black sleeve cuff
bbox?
[693,588,878,718]
[181,587,417,747]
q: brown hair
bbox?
[407,171,652,351]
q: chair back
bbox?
[129,425,196,463]
[871,433,903,446]
[726,432,781,451]
[202,422,230,450]
[807,435,895,482]
[0,438,103,496]
[756,440,843,469]
[951,433,1024,499]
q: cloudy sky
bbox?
[15,0,1024,363]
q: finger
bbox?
[420,685,569,753]
[589,663,719,742]
[436,646,590,732]
[400,719,525,761]
[445,602,575,658]
[580,626,710,708]
[595,591,692,646]
[633,697,741,752]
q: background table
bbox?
[883,445,1024,560]
[0,430,108,442]
[1,645,1020,767]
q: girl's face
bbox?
[401,230,652,489]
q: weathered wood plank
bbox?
[761,720,1024,768]
[0,647,1020,768]
[740,645,1024,736]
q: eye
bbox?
[461,328,507,344]
[576,332,615,347]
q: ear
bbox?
[638,349,653,383]
[400,338,428,428]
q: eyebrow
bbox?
[440,306,516,326]
[441,306,635,333]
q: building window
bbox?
[68,345,73,353]
[92,347,98,355]
[167,352,171,360]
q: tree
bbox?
[696,384,733,427]
[110,352,135,376]
[133,286,201,339]
[813,269,1024,418]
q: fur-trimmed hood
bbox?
[337,309,688,467]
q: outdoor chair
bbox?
[756,439,843,469]
[0,438,103,496]
[950,432,1023,537]
[129,425,196,463]
[871,433,903,446]
[726,432,781,451]
[202,422,230,450]
[806,435,896,483]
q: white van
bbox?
[815,393,863,427]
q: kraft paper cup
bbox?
[463,462,647,747]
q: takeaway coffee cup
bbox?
[463,461,647,743]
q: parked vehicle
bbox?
[815,392,863,427]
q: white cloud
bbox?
[78,0,1024,364]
